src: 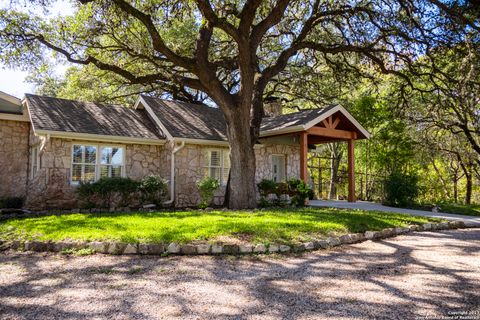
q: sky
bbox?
[0,1,75,98]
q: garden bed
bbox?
[0,207,442,246]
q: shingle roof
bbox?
[141,95,228,141]
[26,94,165,140]
[260,106,337,132]
[141,95,333,141]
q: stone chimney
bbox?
[264,98,283,117]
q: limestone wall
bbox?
[0,119,30,200]
[174,142,301,207]
[174,144,228,207]
[25,138,169,210]
[255,143,301,182]
[21,134,301,209]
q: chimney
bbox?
[264,97,283,117]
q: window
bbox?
[31,146,40,178]
[100,147,124,178]
[272,155,286,182]
[204,149,230,185]
[71,144,124,184]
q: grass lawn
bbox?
[413,202,480,217]
[0,208,442,245]
[437,203,480,217]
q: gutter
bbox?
[163,141,186,205]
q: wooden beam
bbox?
[332,117,340,128]
[300,132,308,183]
[348,139,356,202]
[307,126,357,140]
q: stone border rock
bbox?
[0,221,468,256]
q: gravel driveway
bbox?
[1,229,479,320]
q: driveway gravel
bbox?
[1,229,479,320]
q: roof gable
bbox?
[139,95,228,141]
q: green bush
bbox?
[197,177,220,209]
[287,178,312,207]
[0,197,24,209]
[384,172,419,207]
[138,175,169,205]
[257,179,277,197]
[76,177,139,208]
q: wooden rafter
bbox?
[321,116,341,129]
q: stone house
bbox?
[0,91,369,209]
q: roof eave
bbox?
[34,129,167,145]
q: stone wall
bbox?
[21,135,301,209]
[174,141,301,207]
[255,143,300,182]
[25,138,169,210]
[174,144,228,207]
[0,119,30,199]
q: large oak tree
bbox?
[0,0,476,208]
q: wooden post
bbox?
[300,132,308,183]
[347,138,356,202]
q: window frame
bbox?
[204,148,230,186]
[271,154,287,182]
[70,143,126,185]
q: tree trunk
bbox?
[453,175,458,203]
[465,171,472,205]
[223,106,258,209]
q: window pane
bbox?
[101,147,112,165]
[272,155,286,182]
[209,167,221,180]
[84,165,96,182]
[111,148,123,165]
[100,165,122,178]
[72,164,82,182]
[85,146,97,164]
[210,150,220,167]
[73,145,83,164]
[110,165,122,177]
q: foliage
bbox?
[76,177,139,208]
[384,172,419,207]
[196,177,220,209]
[287,179,313,207]
[257,178,313,207]
[257,179,277,197]
[138,175,169,205]
[0,208,441,245]
[0,197,24,209]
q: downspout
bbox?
[163,141,185,205]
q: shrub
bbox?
[0,197,24,209]
[197,177,220,209]
[258,196,270,208]
[138,175,169,205]
[257,179,277,197]
[384,172,419,207]
[76,182,97,209]
[76,177,139,208]
[276,182,289,197]
[287,178,312,207]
